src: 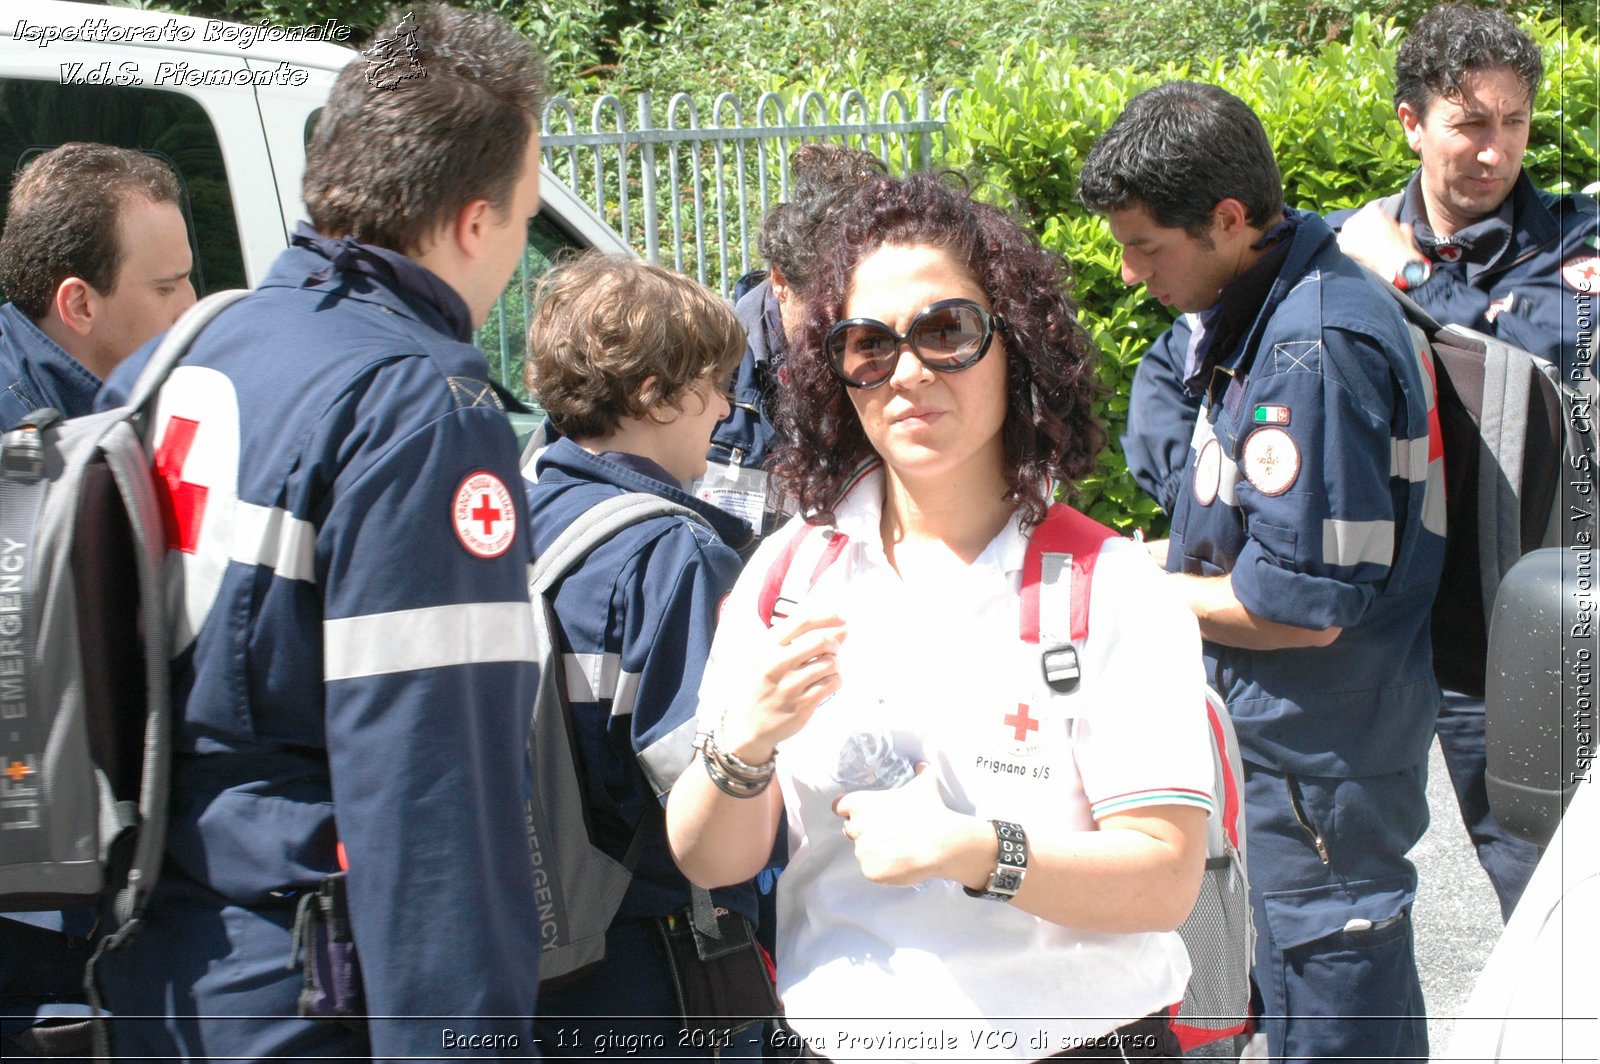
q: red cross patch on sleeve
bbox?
[453,472,517,558]
[1561,255,1600,293]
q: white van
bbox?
[0,0,632,398]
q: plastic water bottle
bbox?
[831,728,916,791]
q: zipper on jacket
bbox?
[1286,774,1330,865]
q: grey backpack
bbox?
[1386,284,1595,698]
[0,290,245,939]
[525,491,714,985]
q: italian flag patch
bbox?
[1253,404,1290,425]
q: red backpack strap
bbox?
[1021,503,1119,691]
[757,523,850,627]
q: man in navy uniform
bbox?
[1333,3,1597,920]
[1080,82,1446,1062]
[0,144,194,430]
[95,6,545,1058]
[690,143,884,540]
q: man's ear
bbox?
[451,198,495,260]
[769,263,790,305]
[1211,197,1250,237]
[52,277,96,338]
[1398,102,1424,155]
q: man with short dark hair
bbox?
[1332,2,1597,922]
[0,143,194,429]
[1080,81,1446,1062]
[690,143,885,537]
[94,6,546,1058]
[1337,3,1595,379]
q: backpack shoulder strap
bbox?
[757,521,850,627]
[533,492,710,593]
[530,492,720,939]
[1021,503,1118,692]
[123,289,250,415]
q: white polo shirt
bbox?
[697,470,1214,1060]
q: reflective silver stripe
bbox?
[1390,436,1432,482]
[232,501,316,583]
[324,602,535,681]
[562,652,621,703]
[611,668,642,719]
[638,715,700,796]
[1322,519,1395,567]
[1038,552,1072,643]
[1217,459,1240,508]
[1424,461,1448,537]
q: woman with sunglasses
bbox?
[666,172,1214,1062]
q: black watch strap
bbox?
[964,819,1027,902]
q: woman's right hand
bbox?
[715,610,848,762]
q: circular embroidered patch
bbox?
[1193,438,1222,506]
[1561,255,1600,292]
[1434,243,1464,263]
[1241,427,1300,496]
[453,471,517,558]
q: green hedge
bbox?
[946,12,1597,533]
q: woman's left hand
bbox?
[832,765,987,888]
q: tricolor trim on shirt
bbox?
[1090,786,1213,820]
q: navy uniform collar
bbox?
[267,223,475,342]
[1183,209,1304,397]
[0,300,102,420]
[535,436,755,548]
[1397,169,1559,281]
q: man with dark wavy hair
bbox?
[1336,3,1595,382]
[0,143,194,429]
[1080,81,1445,1063]
[94,5,546,1059]
[1333,2,1596,924]
[689,143,885,539]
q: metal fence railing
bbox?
[540,87,960,298]
[478,87,956,402]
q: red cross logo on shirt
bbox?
[154,416,208,554]
[1004,704,1039,743]
[471,494,503,536]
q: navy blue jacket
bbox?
[691,273,785,540]
[0,302,100,430]
[96,231,541,1059]
[1329,170,1597,383]
[1165,211,1447,777]
[707,273,783,475]
[1123,310,1202,515]
[527,438,756,924]
[1130,174,1599,515]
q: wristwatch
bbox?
[1393,259,1431,292]
[964,820,1028,902]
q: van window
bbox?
[0,78,245,297]
[477,212,590,406]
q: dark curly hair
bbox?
[1394,4,1542,118]
[757,143,886,294]
[771,171,1104,531]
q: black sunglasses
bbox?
[824,298,1007,389]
